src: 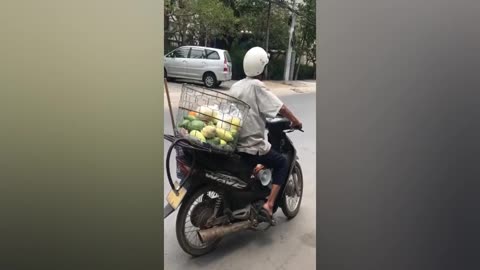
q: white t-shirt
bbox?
[228,78,283,155]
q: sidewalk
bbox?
[262,80,316,96]
[163,79,316,109]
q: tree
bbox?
[264,0,272,79]
[164,0,314,80]
[165,0,197,49]
[190,0,238,47]
[294,0,316,79]
[165,0,238,50]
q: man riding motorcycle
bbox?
[229,47,303,221]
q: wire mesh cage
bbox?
[174,84,250,154]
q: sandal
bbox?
[259,207,276,226]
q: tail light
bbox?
[223,58,228,72]
[176,157,191,178]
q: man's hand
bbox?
[291,120,303,130]
[279,104,302,130]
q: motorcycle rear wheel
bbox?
[176,186,222,256]
[281,161,303,219]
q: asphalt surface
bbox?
[163,81,316,270]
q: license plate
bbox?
[166,182,187,209]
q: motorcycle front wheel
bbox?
[176,186,222,256]
[281,161,304,219]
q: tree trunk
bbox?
[264,0,272,80]
[284,0,296,81]
[294,38,305,80]
[204,27,208,47]
[313,62,316,79]
[294,55,301,80]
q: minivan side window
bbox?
[171,48,189,58]
[206,50,220,60]
[189,49,205,59]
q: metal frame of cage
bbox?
[174,84,250,154]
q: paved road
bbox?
[163,81,316,270]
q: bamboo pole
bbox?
[164,78,176,134]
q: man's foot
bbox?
[259,204,276,226]
[262,202,273,217]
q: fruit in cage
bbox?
[223,114,233,123]
[187,119,206,132]
[184,115,196,121]
[212,110,224,124]
[207,137,221,145]
[189,130,206,143]
[216,120,231,130]
[178,128,189,136]
[231,117,242,127]
[220,139,226,145]
[216,128,234,142]
[188,111,197,117]
[212,110,222,119]
[196,106,215,121]
[179,119,190,129]
[201,126,216,139]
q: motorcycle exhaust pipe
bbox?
[197,220,252,243]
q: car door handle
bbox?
[182,60,187,63]
[201,62,206,65]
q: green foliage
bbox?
[229,42,248,79]
[268,56,286,80]
[297,64,315,80]
[265,7,290,50]
[296,0,316,65]
[191,0,238,44]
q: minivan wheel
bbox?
[203,72,217,88]
[215,81,222,87]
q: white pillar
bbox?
[284,1,296,81]
[290,51,296,80]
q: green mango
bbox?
[188,119,206,131]
[207,137,221,145]
[184,115,196,121]
[179,119,190,128]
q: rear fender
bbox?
[164,179,206,219]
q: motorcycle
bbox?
[163,115,304,256]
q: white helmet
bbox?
[243,47,269,77]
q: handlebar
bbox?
[273,114,302,130]
[285,128,304,133]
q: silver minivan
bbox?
[164,46,232,88]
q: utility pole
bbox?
[284,0,296,81]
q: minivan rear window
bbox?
[224,52,232,63]
[206,50,220,60]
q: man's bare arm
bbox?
[279,105,302,129]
